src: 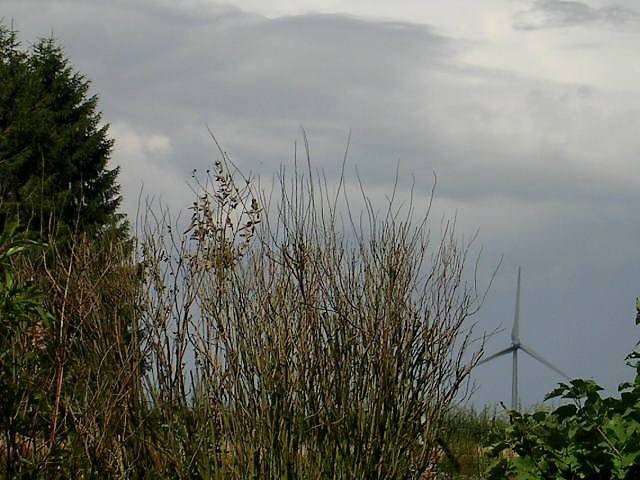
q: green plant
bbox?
[0,223,55,478]
[486,301,640,480]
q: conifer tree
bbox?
[0,24,124,237]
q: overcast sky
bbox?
[4,0,640,408]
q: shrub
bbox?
[134,144,490,478]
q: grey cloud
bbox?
[11,1,627,204]
[514,0,640,30]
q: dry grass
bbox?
[133,138,491,478]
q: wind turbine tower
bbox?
[478,267,569,409]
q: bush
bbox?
[133,146,489,478]
[1,223,144,478]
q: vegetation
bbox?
[0,24,124,237]
[0,223,142,478]
[438,406,507,477]
[486,302,640,479]
[0,143,491,478]
[0,224,55,478]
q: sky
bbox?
[4,0,639,408]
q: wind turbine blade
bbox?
[520,343,570,379]
[511,267,521,343]
[477,345,516,365]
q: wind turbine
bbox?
[478,267,569,409]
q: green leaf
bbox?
[545,383,570,401]
[553,404,577,421]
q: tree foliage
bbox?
[0,24,124,237]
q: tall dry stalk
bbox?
[136,137,491,478]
